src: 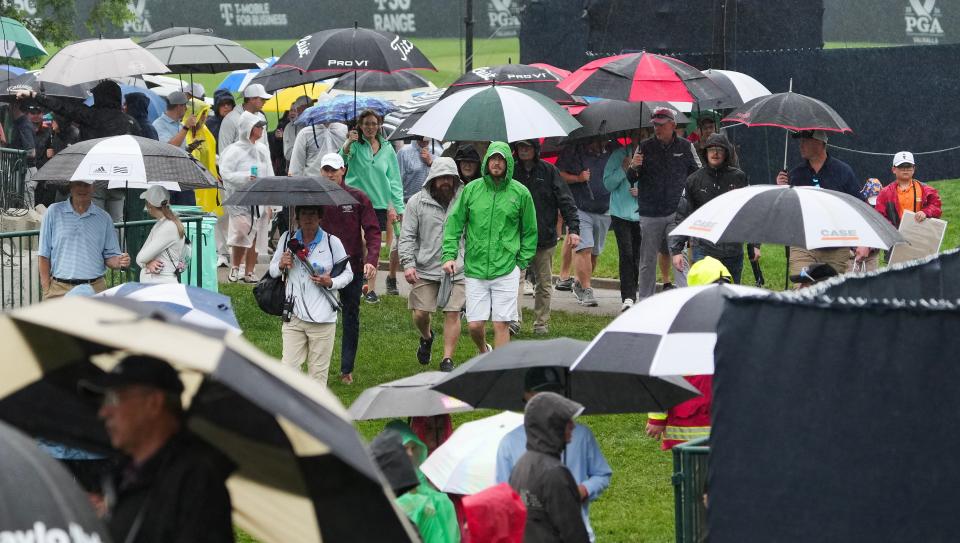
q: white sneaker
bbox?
[217,255,229,268]
[523,280,535,296]
[228,267,240,282]
[621,298,634,312]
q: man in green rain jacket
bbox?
[442,141,538,352]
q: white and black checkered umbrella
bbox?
[33,135,219,191]
[670,185,904,250]
[571,285,768,376]
[0,297,417,543]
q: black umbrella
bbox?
[441,64,578,104]
[562,100,690,142]
[138,26,213,48]
[0,71,90,102]
[221,176,358,207]
[431,338,699,415]
[721,91,852,134]
[248,64,345,93]
[333,70,432,93]
[0,420,112,542]
[387,102,431,141]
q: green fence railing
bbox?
[672,437,710,543]
[0,216,205,309]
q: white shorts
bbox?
[465,266,521,323]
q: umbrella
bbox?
[721,91,852,133]
[408,85,581,143]
[0,420,111,541]
[0,297,417,543]
[247,63,344,93]
[219,56,277,92]
[138,26,214,48]
[529,62,571,79]
[37,38,171,87]
[332,70,432,92]
[262,82,330,116]
[700,69,772,109]
[143,33,263,74]
[33,135,219,191]
[97,283,241,333]
[440,64,578,104]
[562,99,690,142]
[384,87,445,139]
[85,84,165,123]
[348,371,473,420]
[386,102,432,141]
[419,411,524,495]
[0,71,90,102]
[432,338,700,414]
[557,52,733,105]
[0,16,47,59]
[221,176,359,207]
[669,185,904,250]
[295,94,396,126]
[571,284,769,376]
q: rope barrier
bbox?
[827,143,960,157]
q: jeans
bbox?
[611,216,641,301]
[691,246,744,285]
[339,270,363,375]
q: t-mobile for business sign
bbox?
[905,0,945,44]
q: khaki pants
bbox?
[43,277,107,300]
[530,246,556,327]
[281,316,336,387]
[788,247,851,278]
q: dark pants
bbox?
[339,270,363,375]
[611,216,641,301]
[691,246,744,285]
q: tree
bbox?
[1,0,133,65]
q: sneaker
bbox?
[554,277,574,291]
[386,276,399,295]
[417,331,434,365]
[508,321,521,336]
[364,290,380,304]
[243,273,258,284]
[340,373,354,385]
[217,255,229,268]
[661,282,675,291]
[523,280,535,296]
[439,358,455,372]
[481,342,492,354]
[533,324,549,335]
[572,280,584,302]
[228,267,240,282]
[621,298,634,312]
[580,287,598,307]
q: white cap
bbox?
[893,151,915,167]
[189,82,205,99]
[320,153,344,170]
[243,83,272,100]
[140,185,171,207]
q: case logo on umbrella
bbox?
[390,36,415,62]
[690,220,717,232]
[820,229,859,241]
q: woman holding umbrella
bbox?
[341,109,404,303]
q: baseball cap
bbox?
[243,83,272,99]
[893,151,915,167]
[792,130,829,144]
[291,95,312,110]
[165,91,188,106]
[189,82,205,99]
[139,185,171,207]
[253,119,268,129]
[79,354,184,395]
[320,152,344,170]
[651,106,676,124]
[524,366,565,394]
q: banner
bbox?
[824,0,960,45]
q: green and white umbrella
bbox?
[408,85,581,143]
[0,17,46,60]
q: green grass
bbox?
[221,282,674,542]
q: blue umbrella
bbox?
[85,84,165,123]
[97,283,241,333]
[218,56,276,92]
[0,64,25,76]
[296,94,396,126]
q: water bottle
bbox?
[250,165,258,178]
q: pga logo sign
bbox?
[905,0,944,43]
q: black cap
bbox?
[789,263,839,285]
[524,366,565,394]
[79,354,183,395]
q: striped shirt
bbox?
[397,143,438,202]
[39,199,121,280]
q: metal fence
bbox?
[0,147,28,211]
[672,437,709,543]
[0,216,205,309]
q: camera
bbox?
[281,295,295,323]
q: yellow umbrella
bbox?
[262,83,330,115]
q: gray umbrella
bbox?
[431,338,700,415]
[0,71,90,102]
[138,26,214,48]
[144,34,263,74]
[221,176,358,207]
[348,372,474,420]
[37,38,171,87]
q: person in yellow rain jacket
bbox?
[646,256,733,449]
[183,99,221,217]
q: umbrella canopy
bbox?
[33,134,219,191]
[420,411,523,495]
[558,52,732,105]
[348,371,473,420]
[247,63,344,93]
[138,26,213,48]
[221,176,359,207]
[262,82,330,116]
[571,284,769,376]
[700,69,772,109]
[38,38,171,87]
[274,26,436,74]
[384,87,445,139]
[408,85,581,143]
[529,62,571,79]
[441,64,577,104]
[386,102,432,141]
[0,297,417,543]
[562,99,690,141]
[722,91,852,133]
[97,283,241,333]
[0,420,112,541]
[0,71,89,102]
[218,56,277,92]
[432,338,700,414]
[0,16,47,59]
[295,94,396,126]
[669,185,904,250]
[143,33,263,74]
[332,70,432,92]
